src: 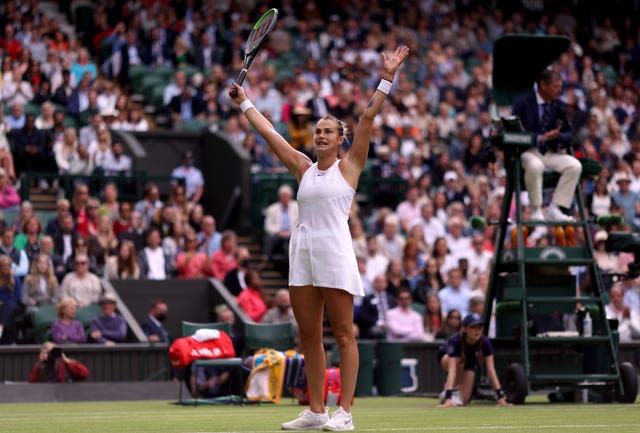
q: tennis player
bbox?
[230,46,409,431]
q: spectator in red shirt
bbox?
[71,183,90,238]
[0,24,22,60]
[112,201,133,237]
[28,342,89,383]
[237,270,267,322]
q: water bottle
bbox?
[583,312,592,337]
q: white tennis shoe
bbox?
[323,407,354,431]
[547,203,574,222]
[281,408,329,430]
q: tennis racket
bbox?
[235,8,279,86]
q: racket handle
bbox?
[236,69,248,86]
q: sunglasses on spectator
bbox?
[76,261,88,265]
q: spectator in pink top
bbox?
[176,231,209,279]
[0,167,20,210]
[210,230,238,280]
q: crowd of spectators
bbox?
[1,0,640,347]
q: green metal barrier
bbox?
[355,341,376,397]
[375,341,403,396]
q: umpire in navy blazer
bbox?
[511,69,582,228]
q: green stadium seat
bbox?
[177,321,243,405]
[128,64,150,89]
[177,64,201,79]
[62,117,77,128]
[244,322,295,355]
[181,321,233,337]
[30,304,58,343]
[150,86,166,109]
[140,74,166,93]
[180,118,207,131]
[24,103,41,117]
[140,75,168,105]
[2,208,18,227]
[78,108,99,127]
[153,65,176,81]
[411,302,426,315]
[76,303,101,329]
[36,210,58,228]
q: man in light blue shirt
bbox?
[197,215,222,258]
[611,172,640,229]
[438,268,472,317]
[6,103,26,130]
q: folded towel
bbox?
[192,329,221,342]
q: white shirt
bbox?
[103,154,132,174]
[396,200,422,229]
[58,272,102,307]
[467,249,493,277]
[62,234,73,263]
[413,216,445,248]
[145,247,166,280]
[365,253,389,282]
[445,234,473,260]
[605,304,640,342]
[171,166,204,200]
[97,93,118,112]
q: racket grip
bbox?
[236,69,248,86]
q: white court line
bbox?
[183,425,640,433]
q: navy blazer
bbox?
[356,292,397,336]
[141,316,169,342]
[511,91,573,153]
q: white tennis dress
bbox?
[289,160,364,296]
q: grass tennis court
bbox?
[1,396,639,433]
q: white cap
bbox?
[444,171,458,182]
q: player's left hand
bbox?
[437,399,455,408]
[381,46,410,80]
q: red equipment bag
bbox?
[300,367,342,406]
[168,331,236,368]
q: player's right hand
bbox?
[228,83,246,105]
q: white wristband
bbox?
[377,79,392,95]
[240,100,254,113]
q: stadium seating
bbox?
[30,303,100,343]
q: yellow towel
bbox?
[244,348,287,404]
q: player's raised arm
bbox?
[229,83,312,182]
[343,46,410,176]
